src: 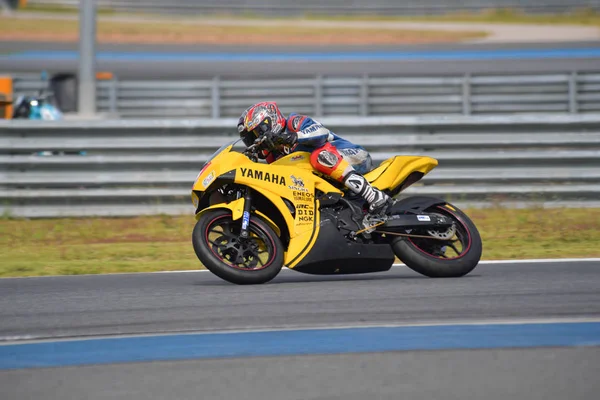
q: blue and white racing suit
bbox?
[285,113,373,175]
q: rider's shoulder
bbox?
[286,113,324,133]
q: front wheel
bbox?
[391,203,482,278]
[192,209,284,285]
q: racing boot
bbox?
[342,171,394,215]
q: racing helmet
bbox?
[241,101,286,147]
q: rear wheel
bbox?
[192,209,284,285]
[391,203,482,278]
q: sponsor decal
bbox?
[340,148,360,156]
[303,124,324,134]
[288,174,309,192]
[293,190,314,202]
[417,215,431,222]
[202,171,216,188]
[290,154,304,161]
[290,175,304,187]
[346,177,364,192]
[242,211,250,230]
[295,203,314,223]
[240,167,286,186]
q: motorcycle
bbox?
[191,137,482,285]
[11,93,63,121]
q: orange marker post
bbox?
[0,76,13,119]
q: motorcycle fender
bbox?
[195,199,281,236]
[391,195,447,214]
[196,198,245,221]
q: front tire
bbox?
[192,209,284,285]
[391,203,482,278]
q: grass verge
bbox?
[15,3,116,16]
[304,8,600,27]
[16,5,600,27]
[1,207,599,278]
[0,16,484,45]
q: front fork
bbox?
[240,188,253,238]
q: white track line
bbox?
[1,258,598,279]
[159,258,600,273]
[3,317,600,345]
[477,258,600,264]
[154,258,600,273]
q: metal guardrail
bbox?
[2,115,600,217]
[11,71,600,119]
[25,0,600,15]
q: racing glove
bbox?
[263,130,298,154]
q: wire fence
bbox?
[12,71,600,119]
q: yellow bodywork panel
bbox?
[271,152,314,170]
[284,211,321,268]
[365,156,438,190]
[195,198,245,221]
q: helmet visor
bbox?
[250,119,272,141]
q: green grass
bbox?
[1,207,599,278]
[17,5,600,27]
[0,215,195,277]
[17,3,116,16]
[0,15,485,45]
[304,7,600,27]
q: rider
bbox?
[237,101,393,215]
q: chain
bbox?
[354,221,386,235]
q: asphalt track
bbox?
[1,41,600,79]
[1,260,599,399]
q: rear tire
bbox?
[192,209,284,285]
[391,203,482,278]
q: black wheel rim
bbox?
[204,215,275,271]
[408,205,472,260]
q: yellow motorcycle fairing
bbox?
[191,141,439,269]
[364,156,438,192]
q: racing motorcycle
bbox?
[191,137,482,285]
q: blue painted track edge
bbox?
[1,322,599,370]
[2,48,600,62]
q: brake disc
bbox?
[427,224,456,240]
